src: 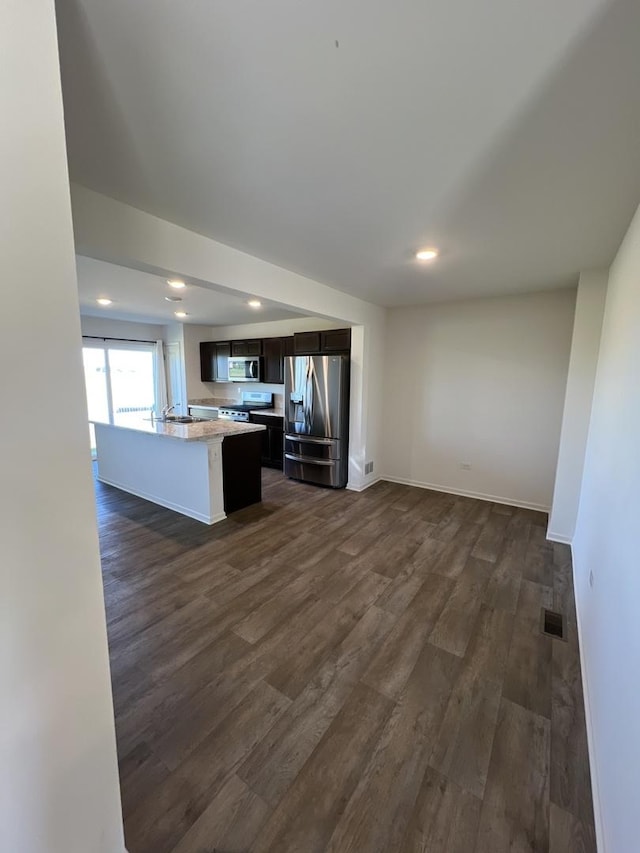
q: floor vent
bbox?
[541,608,566,641]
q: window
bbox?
[82,339,158,455]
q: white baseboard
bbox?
[346,477,382,493]
[379,475,550,513]
[97,476,227,526]
[546,530,573,544]
[571,542,606,852]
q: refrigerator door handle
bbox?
[304,358,313,432]
[285,434,335,445]
[284,453,335,467]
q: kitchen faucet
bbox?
[161,404,175,418]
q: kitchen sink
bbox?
[145,415,208,424]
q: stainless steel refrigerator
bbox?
[284,354,350,488]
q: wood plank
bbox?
[429,557,494,657]
[463,604,514,686]
[503,579,553,719]
[475,698,550,853]
[549,803,597,853]
[265,571,390,699]
[324,643,461,853]
[472,513,510,563]
[482,538,525,613]
[238,604,396,807]
[375,562,427,615]
[551,635,596,827]
[251,683,394,853]
[429,667,501,799]
[361,573,453,700]
[399,767,481,853]
[124,679,290,853]
[169,773,270,853]
[429,521,482,579]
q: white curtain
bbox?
[154,339,168,413]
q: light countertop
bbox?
[250,408,284,418]
[92,416,265,442]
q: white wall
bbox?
[382,289,576,510]
[0,2,124,851]
[70,185,387,489]
[208,316,341,339]
[80,314,167,342]
[547,271,607,542]
[571,201,640,853]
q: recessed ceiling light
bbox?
[248,299,262,308]
[174,311,188,318]
[167,279,186,289]
[97,297,112,306]
[165,296,182,303]
[415,248,439,261]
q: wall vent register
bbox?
[541,608,567,641]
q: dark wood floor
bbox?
[97,469,596,853]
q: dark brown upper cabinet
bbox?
[293,331,321,354]
[263,337,286,384]
[231,339,262,357]
[293,328,351,355]
[201,329,350,383]
[200,341,230,382]
[321,328,351,353]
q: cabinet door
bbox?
[259,426,271,464]
[245,339,263,356]
[321,328,351,353]
[231,339,262,357]
[284,336,295,357]
[293,331,321,354]
[215,342,230,381]
[270,427,284,469]
[263,337,285,384]
[200,342,216,381]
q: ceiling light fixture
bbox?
[165,296,182,303]
[174,311,188,318]
[97,297,112,306]
[248,299,262,308]
[167,279,186,289]
[415,248,439,261]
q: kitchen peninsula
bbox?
[93,417,265,525]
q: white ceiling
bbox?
[76,256,304,326]
[57,0,640,306]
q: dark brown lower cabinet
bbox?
[250,413,284,470]
[221,431,262,512]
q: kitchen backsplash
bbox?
[190,386,284,411]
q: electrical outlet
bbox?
[589,570,594,588]
[460,462,472,470]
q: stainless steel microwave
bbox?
[228,356,262,382]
